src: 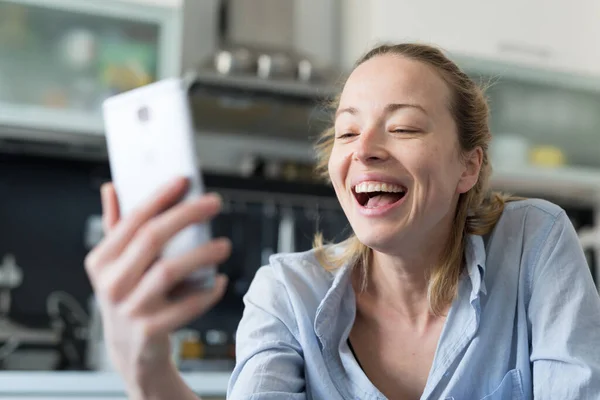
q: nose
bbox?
[353,127,389,164]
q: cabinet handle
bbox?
[497,42,553,60]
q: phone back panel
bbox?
[103,79,214,288]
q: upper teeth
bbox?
[354,181,405,193]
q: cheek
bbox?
[430,146,465,194]
[404,143,442,177]
[409,143,460,193]
[328,146,354,208]
[328,146,350,182]
[327,151,339,185]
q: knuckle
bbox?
[100,276,122,304]
[128,207,149,226]
[192,241,228,267]
[195,291,221,314]
[84,251,99,275]
[138,318,158,339]
[179,202,203,224]
[156,261,179,284]
[137,223,163,252]
[192,198,219,220]
[105,286,121,304]
[116,301,137,320]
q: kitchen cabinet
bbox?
[341,0,600,79]
[573,0,600,77]
[0,0,182,137]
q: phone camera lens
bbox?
[137,106,150,122]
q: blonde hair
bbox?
[313,43,520,315]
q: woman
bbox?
[85,43,600,400]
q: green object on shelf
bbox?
[98,34,158,92]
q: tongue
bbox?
[365,193,402,208]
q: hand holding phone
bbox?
[84,178,230,391]
[83,78,231,393]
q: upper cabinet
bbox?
[0,0,182,136]
[341,0,600,79]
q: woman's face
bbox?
[328,54,481,255]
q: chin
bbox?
[351,223,405,255]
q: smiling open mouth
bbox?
[353,182,407,209]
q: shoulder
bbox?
[493,198,569,245]
[252,248,338,293]
[485,198,573,272]
[245,247,343,319]
[487,197,584,287]
[501,197,565,220]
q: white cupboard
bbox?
[341,0,600,78]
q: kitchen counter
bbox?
[0,370,231,398]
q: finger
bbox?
[100,195,223,303]
[85,177,189,276]
[101,183,120,234]
[122,238,231,314]
[142,274,228,337]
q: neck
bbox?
[355,215,454,328]
[367,249,438,321]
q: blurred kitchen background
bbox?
[0,0,598,398]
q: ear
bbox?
[457,147,483,194]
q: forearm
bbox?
[128,361,201,400]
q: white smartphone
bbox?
[102,78,215,290]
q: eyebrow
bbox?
[335,103,428,119]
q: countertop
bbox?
[0,370,231,397]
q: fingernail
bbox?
[218,273,229,287]
[217,237,232,249]
[207,192,223,203]
[100,183,111,198]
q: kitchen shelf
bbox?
[188,70,338,100]
[0,102,104,135]
[491,165,600,207]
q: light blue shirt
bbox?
[227,199,600,399]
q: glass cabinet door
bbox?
[0,0,179,135]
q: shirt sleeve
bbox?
[227,265,307,400]
[528,210,600,399]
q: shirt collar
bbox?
[314,255,354,343]
[465,234,488,300]
[314,235,488,334]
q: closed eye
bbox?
[336,132,358,139]
[391,129,419,134]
